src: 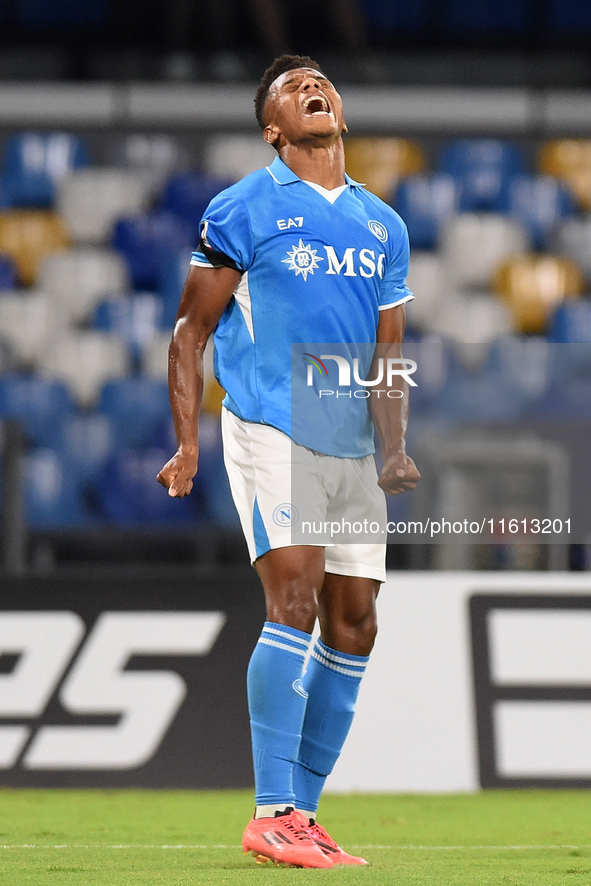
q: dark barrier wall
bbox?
[0,568,264,788]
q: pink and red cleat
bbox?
[242,808,368,868]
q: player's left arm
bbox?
[371,304,420,496]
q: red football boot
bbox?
[242,809,334,868]
[308,820,369,865]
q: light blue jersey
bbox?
[191,155,413,457]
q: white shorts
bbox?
[221,406,387,583]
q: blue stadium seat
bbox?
[111,211,198,290]
[45,412,115,489]
[97,376,172,449]
[0,373,74,444]
[156,414,239,527]
[93,293,164,363]
[0,254,17,290]
[96,448,199,525]
[439,139,525,212]
[161,172,233,227]
[501,176,575,250]
[392,174,460,250]
[548,301,591,343]
[25,448,94,529]
[3,132,89,208]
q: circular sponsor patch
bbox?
[273,503,299,527]
[368,219,388,243]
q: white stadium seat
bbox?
[405,252,444,329]
[40,330,129,406]
[39,247,130,324]
[0,291,55,366]
[440,213,530,289]
[57,168,152,244]
[203,135,276,181]
[423,291,514,343]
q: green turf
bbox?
[1,789,591,885]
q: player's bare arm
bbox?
[371,304,421,497]
[156,264,240,497]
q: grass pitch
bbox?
[0,789,591,885]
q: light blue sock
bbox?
[247,621,312,806]
[293,638,369,815]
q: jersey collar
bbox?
[267,155,363,188]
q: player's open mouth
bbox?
[302,94,331,116]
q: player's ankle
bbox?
[254,804,294,819]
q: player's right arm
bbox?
[156,263,241,497]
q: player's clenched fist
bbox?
[378,453,420,496]
[157,450,198,497]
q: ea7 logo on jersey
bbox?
[283,243,386,281]
[277,217,303,230]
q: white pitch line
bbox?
[1,844,591,851]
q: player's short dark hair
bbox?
[254,54,324,131]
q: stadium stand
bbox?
[1,128,591,534]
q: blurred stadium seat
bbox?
[439,139,525,212]
[157,248,191,327]
[493,254,585,334]
[112,210,197,289]
[392,173,460,250]
[344,137,426,200]
[502,176,575,251]
[97,376,171,448]
[40,330,129,406]
[548,301,591,343]
[96,447,199,525]
[3,131,89,208]
[93,292,163,363]
[423,292,514,343]
[440,213,530,288]
[57,168,152,244]
[39,247,130,323]
[203,135,275,181]
[160,171,232,227]
[553,217,591,283]
[46,411,115,489]
[0,254,17,289]
[0,210,69,285]
[25,447,94,529]
[539,140,591,210]
[0,372,74,444]
[0,290,54,366]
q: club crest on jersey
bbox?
[368,219,388,242]
[282,239,324,281]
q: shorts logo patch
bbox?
[273,503,299,527]
[368,220,388,243]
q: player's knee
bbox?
[327,610,377,656]
[265,582,320,633]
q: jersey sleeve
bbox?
[190,190,255,272]
[378,215,414,311]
